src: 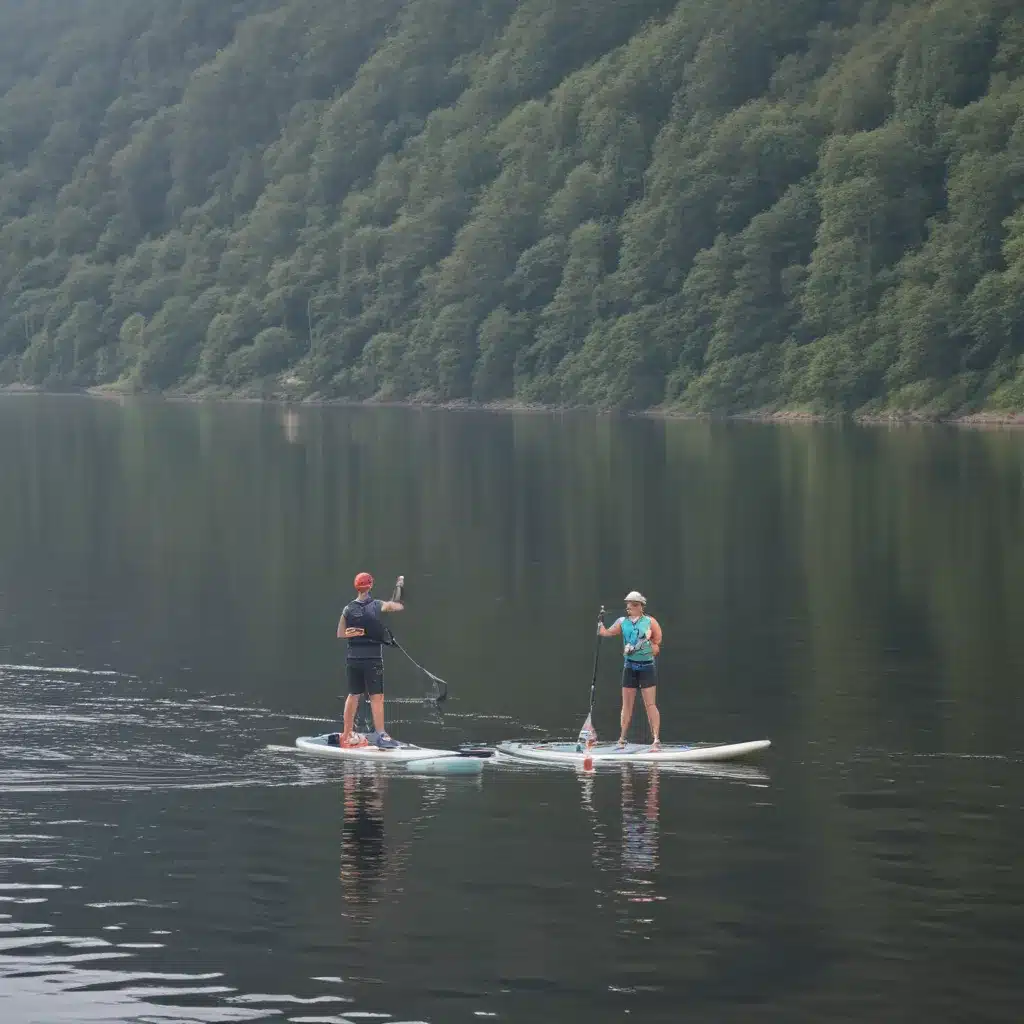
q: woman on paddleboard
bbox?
[597,591,662,750]
[337,572,404,749]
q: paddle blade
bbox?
[411,659,448,704]
[576,713,597,752]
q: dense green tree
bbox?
[1,0,1023,416]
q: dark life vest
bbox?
[343,598,391,659]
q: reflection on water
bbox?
[340,768,388,907]
[337,765,473,937]
[577,760,772,945]
[583,767,664,939]
[1,397,1023,1024]
[0,662,412,1021]
[0,824,369,1023]
[620,767,660,879]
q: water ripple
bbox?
[0,664,347,793]
[0,661,437,1024]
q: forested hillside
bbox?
[1,0,1023,416]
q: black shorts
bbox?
[621,662,657,690]
[347,660,384,696]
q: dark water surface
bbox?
[0,395,1021,1024]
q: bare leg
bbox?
[619,688,636,744]
[641,686,660,746]
[342,694,359,739]
[369,693,386,734]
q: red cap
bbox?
[353,572,374,591]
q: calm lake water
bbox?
[0,395,1021,1024]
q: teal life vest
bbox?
[621,614,654,665]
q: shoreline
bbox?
[4,382,1024,428]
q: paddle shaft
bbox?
[589,605,605,715]
[576,604,606,751]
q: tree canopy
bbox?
[1,0,1023,416]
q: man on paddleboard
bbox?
[337,572,404,749]
[597,591,662,750]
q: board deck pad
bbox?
[496,738,771,764]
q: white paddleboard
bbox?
[496,738,771,765]
[295,733,463,763]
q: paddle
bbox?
[378,573,449,704]
[384,629,449,704]
[576,605,605,752]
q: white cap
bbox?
[624,590,647,605]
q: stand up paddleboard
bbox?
[294,734,490,773]
[496,738,771,765]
